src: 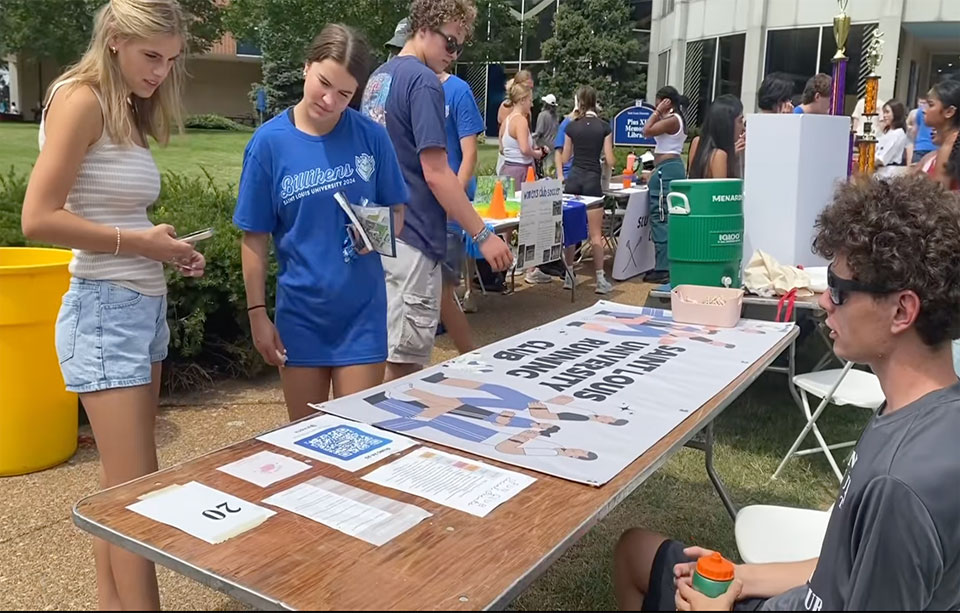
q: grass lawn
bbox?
[0,121,869,609]
[1,122,503,187]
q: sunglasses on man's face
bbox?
[826,265,895,306]
[434,29,465,56]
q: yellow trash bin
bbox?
[0,247,77,476]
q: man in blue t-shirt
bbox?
[554,98,577,180]
[439,70,484,351]
[362,0,512,381]
[908,98,936,164]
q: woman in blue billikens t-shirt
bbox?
[234,24,409,422]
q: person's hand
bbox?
[174,250,205,278]
[130,224,196,262]
[656,98,672,115]
[735,132,746,154]
[676,577,742,612]
[249,308,287,367]
[479,234,513,272]
[347,225,372,255]
[673,546,718,585]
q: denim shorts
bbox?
[55,278,169,393]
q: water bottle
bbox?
[692,552,735,598]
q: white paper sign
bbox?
[517,178,564,269]
[217,450,311,487]
[263,476,431,546]
[363,448,536,518]
[257,413,415,472]
[126,481,276,544]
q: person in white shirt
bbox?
[875,100,909,168]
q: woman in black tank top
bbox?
[559,85,615,294]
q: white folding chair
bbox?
[773,361,885,482]
[735,504,832,564]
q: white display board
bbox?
[516,178,564,269]
[743,113,851,269]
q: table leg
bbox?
[562,258,576,303]
[684,423,737,521]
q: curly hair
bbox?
[813,174,960,346]
[408,0,477,38]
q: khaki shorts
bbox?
[383,240,442,365]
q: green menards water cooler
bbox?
[666,178,744,288]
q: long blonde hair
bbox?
[49,0,187,146]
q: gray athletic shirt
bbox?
[763,382,960,611]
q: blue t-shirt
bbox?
[915,107,935,152]
[793,105,805,114]
[233,107,409,367]
[554,117,574,175]
[362,55,448,262]
[442,75,485,202]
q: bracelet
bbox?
[247,304,266,313]
[472,225,493,244]
[112,226,121,256]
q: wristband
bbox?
[472,225,493,245]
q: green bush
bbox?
[0,167,29,246]
[0,167,275,391]
[184,114,253,132]
[150,169,275,389]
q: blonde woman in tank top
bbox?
[20,1,203,608]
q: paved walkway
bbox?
[2,270,650,610]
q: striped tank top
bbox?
[39,80,166,296]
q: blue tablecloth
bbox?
[464,199,589,259]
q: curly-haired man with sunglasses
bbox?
[361,0,512,382]
[613,174,960,612]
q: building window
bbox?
[236,39,262,57]
[682,33,745,127]
[764,27,821,99]
[630,0,653,30]
[521,0,556,62]
[657,50,670,90]
[717,34,745,97]
[763,23,879,115]
[684,38,716,127]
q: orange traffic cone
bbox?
[488,179,507,219]
[525,165,536,184]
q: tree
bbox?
[540,0,646,115]
[0,0,225,67]
[459,0,522,65]
[226,0,408,116]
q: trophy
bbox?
[856,29,885,175]
[830,0,850,116]
[832,0,851,61]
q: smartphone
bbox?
[178,227,215,244]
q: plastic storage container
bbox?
[0,247,77,475]
[670,285,744,328]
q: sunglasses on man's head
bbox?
[434,30,465,56]
[826,265,896,306]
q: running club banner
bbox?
[317,302,794,486]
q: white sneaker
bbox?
[525,269,554,284]
[595,274,614,295]
[563,273,575,290]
